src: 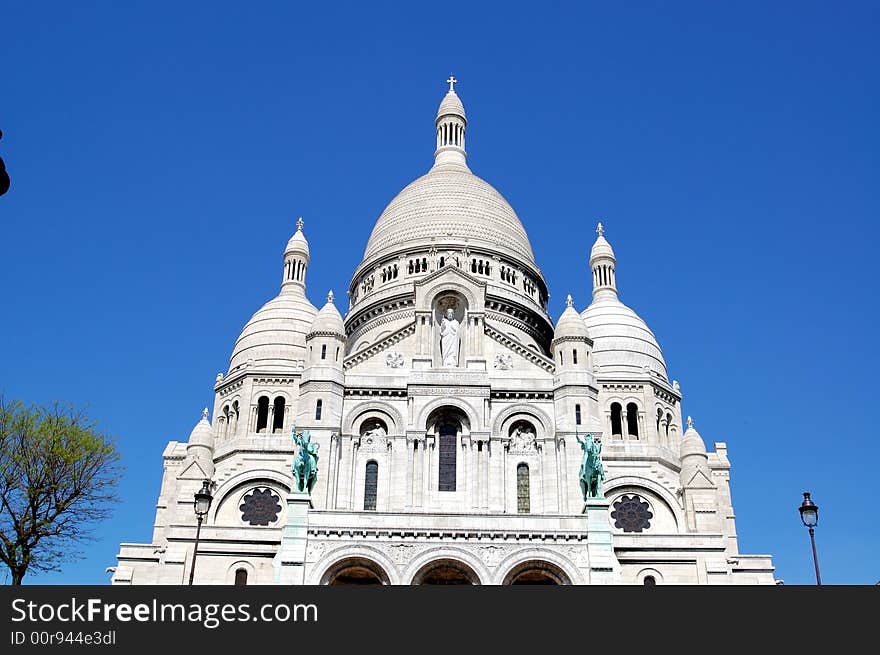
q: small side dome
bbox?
[308,291,345,337]
[554,294,590,340]
[285,217,310,257]
[187,408,214,448]
[680,416,708,458]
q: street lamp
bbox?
[188,479,214,585]
[798,491,821,585]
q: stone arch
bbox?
[603,476,684,533]
[495,549,583,585]
[226,560,256,585]
[342,401,404,437]
[309,545,400,585]
[210,469,291,522]
[417,276,482,313]
[320,557,391,586]
[492,403,553,440]
[416,397,480,433]
[403,547,489,585]
[637,567,663,585]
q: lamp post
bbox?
[188,479,214,586]
[798,491,821,585]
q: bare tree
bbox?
[0,397,122,584]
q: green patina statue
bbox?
[576,432,605,500]
[291,424,320,494]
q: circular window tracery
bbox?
[611,494,653,533]
[239,488,282,526]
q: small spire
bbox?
[202,407,209,421]
[596,222,604,237]
[446,74,457,92]
[687,416,694,429]
[566,294,573,308]
[327,290,334,304]
[296,217,304,232]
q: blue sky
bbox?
[1,1,877,584]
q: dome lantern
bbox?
[590,222,618,300]
[433,75,468,170]
[283,217,310,293]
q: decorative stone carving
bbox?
[494,352,513,370]
[385,349,405,368]
[509,424,537,453]
[611,495,653,533]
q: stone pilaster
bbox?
[583,499,620,584]
[273,492,313,585]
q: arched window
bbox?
[272,396,285,433]
[364,461,378,511]
[256,396,270,433]
[626,402,639,437]
[517,463,530,514]
[656,407,663,432]
[321,344,327,360]
[438,423,457,492]
[610,402,623,436]
[643,575,656,586]
[666,412,672,438]
[234,568,248,586]
[315,399,323,421]
[572,349,578,365]
[336,347,340,361]
[575,404,582,426]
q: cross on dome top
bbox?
[596,222,604,236]
[296,217,304,232]
[202,407,209,421]
[566,294,573,308]
[446,75,457,92]
[687,416,694,429]
[327,290,334,303]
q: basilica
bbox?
[112,79,775,585]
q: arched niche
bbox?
[433,291,468,368]
[502,560,573,585]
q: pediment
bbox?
[414,265,486,313]
[177,458,210,481]
[684,469,716,490]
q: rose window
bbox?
[239,488,282,526]
[611,494,653,533]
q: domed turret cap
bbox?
[187,408,215,448]
[436,76,466,122]
[680,416,708,458]
[554,294,590,340]
[285,217,310,257]
[589,222,615,263]
[308,291,345,336]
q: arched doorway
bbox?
[425,406,470,493]
[320,557,390,586]
[502,560,572,585]
[411,559,481,585]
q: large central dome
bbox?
[361,82,537,268]
[363,167,536,264]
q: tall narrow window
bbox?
[610,402,623,436]
[234,569,248,586]
[315,399,323,421]
[626,402,639,437]
[364,461,378,511]
[575,404,582,426]
[272,396,285,433]
[572,349,578,365]
[666,413,672,438]
[516,463,530,514]
[256,396,270,433]
[438,423,457,491]
[321,344,327,360]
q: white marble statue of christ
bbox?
[440,308,460,367]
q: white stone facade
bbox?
[113,80,775,585]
